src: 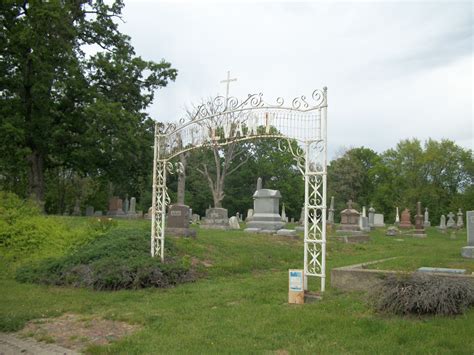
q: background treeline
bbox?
[1,3,472,224]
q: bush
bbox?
[16,228,195,291]
[371,273,474,316]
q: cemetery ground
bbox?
[1,218,474,354]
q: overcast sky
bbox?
[118,1,473,159]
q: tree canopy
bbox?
[0,0,177,211]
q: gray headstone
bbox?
[246,186,284,231]
[256,177,262,190]
[93,211,103,216]
[368,205,375,227]
[373,213,385,227]
[192,213,200,223]
[129,197,136,214]
[229,216,240,229]
[447,212,456,228]
[124,198,129,214]
[246,209,254,221]
[85,206,94,216]
[395,207,400,225]
[438,215,446,230]
[457,208,464,228]
[202,207,229,229]
[167,204,190,229]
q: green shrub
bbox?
[16,228,195,291]
[0,191,40,224]
[371,273,474,316]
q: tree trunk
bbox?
[27,151,45,208]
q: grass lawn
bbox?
[1,218,473,354]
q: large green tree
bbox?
[0,1,176,208]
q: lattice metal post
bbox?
[303,87,328,292]
[151,123,167,261]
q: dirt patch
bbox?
[18,313,140,352]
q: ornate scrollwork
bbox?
[169,89,327,135]
[165,161,184,175]
[278,139,306,176]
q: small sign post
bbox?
[288,269,305,304]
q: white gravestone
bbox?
[461,211,474,258]
[373,213,385,227]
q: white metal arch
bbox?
[151,88,328,291]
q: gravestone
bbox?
[337,200,360,233]
[413,201,426,237]
[281,204,287,223]
[423,207,431,227]
[461,210,474,258]
[166,204,196,237]
[373,213,385,228]
[399,208,412,228]
[127,197,138,218]
[368,205,375,229]
[244,177,284,232]
[72,200,81,216]
[395,207,400,226]
[107,197,125,216]
[291,217,294,223]
[191,214,200,223]
[93,211,103,216]
[145,206,153,219]
[202,207,229,229]
[457,209,464,228]
[327,196,335,225]
[359,206,370,232]
[446,212,456,228]
[246,209,254,222]
[85,206,94,216]
[123,197,129,214]
[236,212,240,222]
[438,214,447,231]
[229,216,240,230]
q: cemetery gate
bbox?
[151,88,328,291]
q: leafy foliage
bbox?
[0,1,176,208]
[328,139,473,223]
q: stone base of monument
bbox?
[461,246,474,259]
[246,220,285,230]
[295,226,304,232]
[165,227,196,238]
[333,234,370,243]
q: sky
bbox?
[118,1,473,159]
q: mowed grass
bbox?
[1,217,474,354]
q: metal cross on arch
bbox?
[151,88,328,291]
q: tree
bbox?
[0,1,177,208]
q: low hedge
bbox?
[16,229,195,291]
